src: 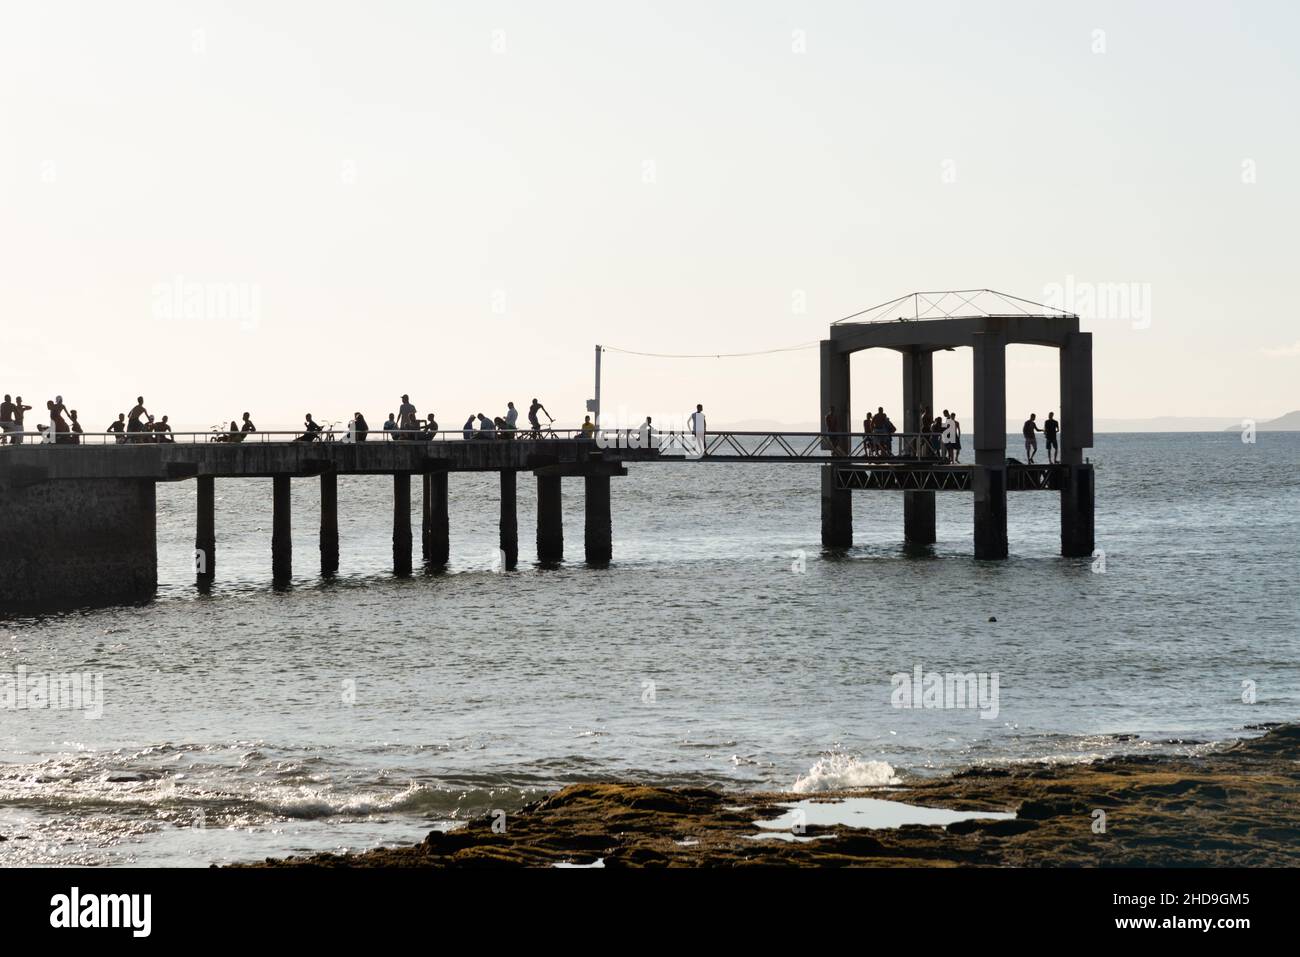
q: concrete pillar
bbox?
[902,348,936,544]
[1059,332,1094,557]
[1058,332,1094,467]
[421,474,432,563]
[819,339,851,453]
[972,332,1008,559]
[272,474,292,582]
[584,473,612,564]
[820,340,852,544]
[196,475,215,584]
[973,466,1008,559]
[536,474,564,563]
[1061,464,1095,557]
[393,473,412,576]
[425,471,449,568]
[499,471,518,570]
[0,478,157,610]
[820,464,852,548]
[320,471,339,575]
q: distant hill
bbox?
[1222,410,1300,432]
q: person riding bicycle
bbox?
[528,398,550,434]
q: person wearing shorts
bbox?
[1043,412,1060,464]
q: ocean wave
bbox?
[792,754,900,793]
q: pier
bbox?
[0,291,1095,611]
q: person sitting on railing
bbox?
[492,415,508,437]
[580,414,595,439]
[421,413,438,440]
[461,415,475,441]
[47,399,71,444]
[353,412,369,442]
[68,409,83,445]
[241,412,256,437]
[153,415,175,443]
[294,413,323,442]
[382,413,398,440]
[107,413,127,443]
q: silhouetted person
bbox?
[353,412,369,441]
[422,413,438,439]
[476,413,495,437]
[241,412,256,434]
[107,413,126,443]
[127,396,149,442]
[383,413,398,439]
[688,404,705,437]
[68,409,83,444]
[154,415,174,443]
[12,396,31,444]
[462,415,475,441]
[0,394,14,444]
[528,398,550,434]
[639,416,653,447]
[1044,412,1060,464]
[1023,413,1041,463]
[398,394,417,437]
[295,413,322,442]
[504,402,518,431]
[825,405,842,456]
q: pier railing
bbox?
[4,427,963,461]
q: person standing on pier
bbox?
[688,404,706,439]
[825,405,842,456]
[12,396,31,444]
[0,395,14,444]
[941,409,956,463]
[504,402,519,431]
[398,394,417,438]
[68,409,83,444]
[950,413,963,463]
[1043,412,1060,464]
[127,397,149,443]
[1022,413,1042,463]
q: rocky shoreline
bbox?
[238,723,1300,867]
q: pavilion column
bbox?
[424,471,449,568]
[819,339,852,546]
[972,331,1008,559]
[272,474,292,582]
[499,471,518,570]
[195,475,215,584]
[1059,332,1095,556]
[393,473,412,575]
[902,347,936,544]
[320,471,339,574]
[584,474,612,564]
[536,474,564,563]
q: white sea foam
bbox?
[792,754,900,793]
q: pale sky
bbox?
[2,1,1296,432]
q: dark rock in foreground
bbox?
[235,724,1300,868]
